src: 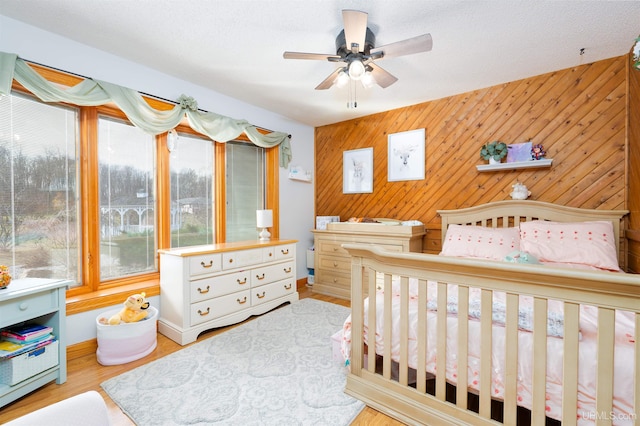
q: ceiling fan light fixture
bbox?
[336,70,350,88]
[361,70,375,88]
[348,59,365,80]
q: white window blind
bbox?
[0,92,81,285]
[225,141,265,242]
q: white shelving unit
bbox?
[0,278,69,408]
[476,158,553,172]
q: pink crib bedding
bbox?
[340,278,637,423]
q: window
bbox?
[0,92,81,285]
[5,63,278,309]
[225,141,266,242]
[169,132,214,248]
[98,116,156,280]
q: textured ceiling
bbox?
[1,0,639,127]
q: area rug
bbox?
[101,299,364,425]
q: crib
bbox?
[341,200,639,425]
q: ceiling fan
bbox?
[283,9,433,90]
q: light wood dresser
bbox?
[158,239,298,345]
[312,223,425,299]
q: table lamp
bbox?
[256,209,273,241]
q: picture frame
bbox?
[507,141,533,163]
[387,128,425,181]
[343,148,373,194]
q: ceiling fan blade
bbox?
[315,68,344,90]
[283,52,342,61]
[370,33,433,59]
[342,10,368,53]
[369,63,398,88]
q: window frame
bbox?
[9,62,280,314]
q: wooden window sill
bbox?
[66,279,160,316]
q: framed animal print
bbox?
[387,128,425,181]
[343,148,373,194]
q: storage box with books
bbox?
[0,340,59,385]
[0,323,55,360]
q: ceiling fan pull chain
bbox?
[354,82,358,108]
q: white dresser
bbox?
[158,239,298,345]
[0,278,69,408]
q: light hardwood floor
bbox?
[0,287,404,425]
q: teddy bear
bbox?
[99,292,150,325]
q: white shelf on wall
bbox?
[289,175,312,183]
[288,165,312,182]
[476,158,553,172]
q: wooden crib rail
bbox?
[343,244,640,426]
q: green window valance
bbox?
[0,52,292,167]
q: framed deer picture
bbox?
[343,148,373,194]
[387,128,425,182]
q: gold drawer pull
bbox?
[281,249,289,255]
[237,278,247,285]
[197,285,210,294]
[333,278,338,283]
[268,252,273,257]
[228,258,234,264]
[200,260,214,268]
[284,283,292,290]
[256,273,265,280]
[256,291,266,299]
[237,296,247,304]
[198,307,210,316]
[333,261,338,267]
[333,247,338,251]
[283,267,292,273]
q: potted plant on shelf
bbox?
[480,141,507,164]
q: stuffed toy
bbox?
[504,250,540,264]
[99,292,150,325]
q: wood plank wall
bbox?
[628,53,640,272]
[315,56,631,262]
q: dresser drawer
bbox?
[317,255,351,272]
[274,244,295,260]
[190,289,251,326]
[316,270,351,290]
[316,239,349,256]
[190,270,250,303]
[188,253,222,277]
[0,291,58,326]
[222,248,263,270]
[251,261,295,287]
[251,279,296,306]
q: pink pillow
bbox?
[519,220,620,271]
[440,224,520,261]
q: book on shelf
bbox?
[0,335,56,359]
[1,332,54,345]
[1,324,53,342]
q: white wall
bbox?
[1,15,315,345]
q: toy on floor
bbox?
[99,292,150,325]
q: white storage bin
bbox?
[0,341,59,386]
[96,306,158,366]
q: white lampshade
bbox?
[361,71,375,88]
[336,70,350,88]
[256,209,273,228]
[348,59,365,80]
[256,209,273,241]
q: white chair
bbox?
[4,390,110,426]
